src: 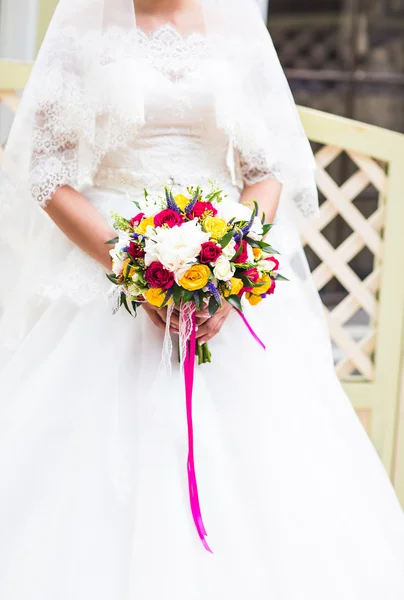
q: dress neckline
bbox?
[136,23,207,44]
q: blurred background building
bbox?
[266,0,404,319]
[270,0,404,133]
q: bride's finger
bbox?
[169,312,180,327]
[156,307,168,323]
[144,307,166,332]
[196,314,210,325]
[195,314,222,341]
[198,316,225,345]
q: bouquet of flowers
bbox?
[107,184,284,364]
[107,184,285,553]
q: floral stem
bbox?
[196,340,204,365]
[200,342,212,364]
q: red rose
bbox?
[268,279,276,295]
[265,256,279,271]
[154,209,183,228]
[128,241,145,260]
[130,212,145,227]
[233,240,249,264]
[191,201,218,219]
[144,261,175,289]
[199,241,222,264]
[242,267,260,292]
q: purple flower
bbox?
[184,187,201,214]
[165,188,182,214]
[207,282,222,304]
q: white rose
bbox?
[246,243,255,262]
[111,257,124,277]
[217,201,251,223]
[144,220,210,275]
[213,255,235,281]
[127,282,142,297]
[222,238,236,259]
[249,216,264,240]
[109,232,130,276]
[258,256,278,272]
[116,231,131,253]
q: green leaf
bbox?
[106,273,119,284]
[105,236,119,245]
[260,241,280,254]
[161,289,173,308]
[205,190,221,203]
[226,294,242,311]
[240,275,254,287]
[275,273,289,282]
[121,294,137,318]
[218,230,234,249]
[172,284,182,306]
[262,224,273,235]
[208,296,220,317]
[182,289,194,303]
[244,236,261,248]
[231,240,244,262]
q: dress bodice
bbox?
[93,26,237,199]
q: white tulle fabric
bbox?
[1,5,404,599]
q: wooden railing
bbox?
[1,60,404,506]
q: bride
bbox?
[0,0,404,598]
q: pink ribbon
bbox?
[235,308,266,350]
[183,306,265,553]
[184,308,213,553]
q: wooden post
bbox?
[36,0,59,53]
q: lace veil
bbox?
[0,0,320,358]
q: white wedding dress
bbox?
[1,25,404,600]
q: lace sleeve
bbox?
[239,152,283,187]
[30,108,79,207]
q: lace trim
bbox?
[136,24,210,82]
[240,153,284,187]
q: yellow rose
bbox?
[122,259,136,279]
[253,247,263,260]
[179,264,211,291]
[174,194,191,212]
[224,277,244,297]
[204,217,228,240]
[250,274,272,295]
[136,217,155,235]
[144,288,172,308]
[246,292,263,306]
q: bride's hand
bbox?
[142,304,210,334]
[142,303,178,333]
[195,301,233,345]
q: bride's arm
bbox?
[44,185,115,271]
[240,177,282,224]
[45,186,205,334]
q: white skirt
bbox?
[0,187,404,599]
